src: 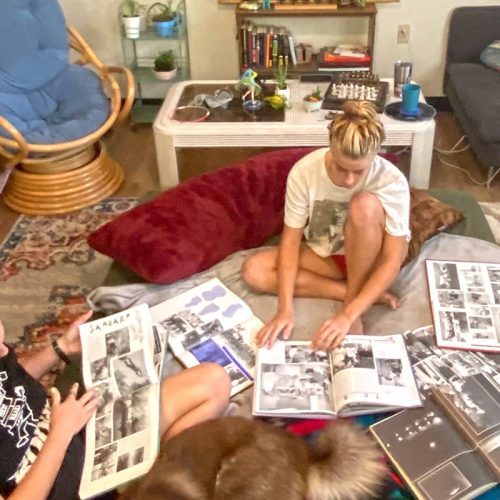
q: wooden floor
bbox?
[0,111,498,243]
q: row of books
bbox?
[240,22,300,68]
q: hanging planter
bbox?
[148,2,177,38]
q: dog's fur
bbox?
[119,416,386,500]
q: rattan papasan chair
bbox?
[0,0,135,215]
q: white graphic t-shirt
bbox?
[284,148,411,257]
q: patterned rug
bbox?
[0,198,137,384]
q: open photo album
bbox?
[371,325,500,500]
[426,259,500,353]
[78,304,163,499]
[150,278,260,396]
[252,334,422,419]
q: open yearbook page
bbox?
[253,335,421,418]
[371,325,500,500]
[426,260,500,353]
[78,304,162,500]
[150,278,261,396]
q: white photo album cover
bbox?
[426,260,500,353]
[78,304,161,500]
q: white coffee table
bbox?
[153,79,435,189]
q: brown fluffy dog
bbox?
[120,416,386,500]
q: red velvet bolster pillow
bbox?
[87,148,315,284]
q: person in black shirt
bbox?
[0,311,230,500]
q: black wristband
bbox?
[51,338,71,365]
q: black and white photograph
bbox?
[218,325,256,366]
[284,344,329,364]
[433,262,460,290]
[117,452,130,473]
[468,316,493,330]
[330,340,374,375]
[91,443,117,481]
[226,363,248,388]
[439,373,500,435]
[437,290,465,309]
[487,266,500,283]
[90,357,110,383]
[467,304,491,317]
[94,381,115,418]
[465,291,490,306]
[491,282,500,305]
[112,388,149,440]
[438,310,469,341]
[419,462,472,500]
[376,358,404,386]
[105,328,131,357]
[112,349,149,395]
[95,415,113,448]
[158,310,204,338]
[308,200,348,255]
[132,447,144,466]
[258,363,332,413]
[460,266,485,289]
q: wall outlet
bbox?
[397,24,410,44]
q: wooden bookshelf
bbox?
[236,5,377,77]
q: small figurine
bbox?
[236,68,263,110]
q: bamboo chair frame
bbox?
[0,25,135,169]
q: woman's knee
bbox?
[201,363,231,410]
[241,251,275,291]
[348,192,384,228]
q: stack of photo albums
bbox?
[370,260,500,500]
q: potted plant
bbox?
[153,50,178,80]
[274,55,290,101]
[303,86,323,112]
[148,1,177,38]
[120,0,142,39]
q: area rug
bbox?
[0,198,137,384]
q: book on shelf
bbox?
[425,260,500,353]
[252,334,422,419]
[370,325,500,500]
[150,278,260,396]
[78,304,165,499]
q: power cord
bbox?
[434,134,499,187]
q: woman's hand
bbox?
[256,310,294,348]
[57,310,93,357]
[49,383,99,443]
[311,311,353,351]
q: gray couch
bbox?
[444,6,500,182]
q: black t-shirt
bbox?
[0,348,47,494]
[0,348,84,499]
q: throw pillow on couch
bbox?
[88,149,463,284]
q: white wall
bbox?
[59,0,500,96]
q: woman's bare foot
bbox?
[376,291,401,309]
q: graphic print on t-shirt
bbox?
[0,372,38,449]
[308,200,348,255]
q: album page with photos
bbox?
[252,335,422,419]
[150,278,261,396]
[79,303,163,499]
[371,325,500,500]
[426,260,500,353]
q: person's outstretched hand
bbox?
[311,311,353,351]
[57,310,93,357]
[256,310,294,348]
[49,383,99,442]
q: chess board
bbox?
[322,74,389,113]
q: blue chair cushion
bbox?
[0,0,110,144]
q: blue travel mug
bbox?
[401,83,420,116]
